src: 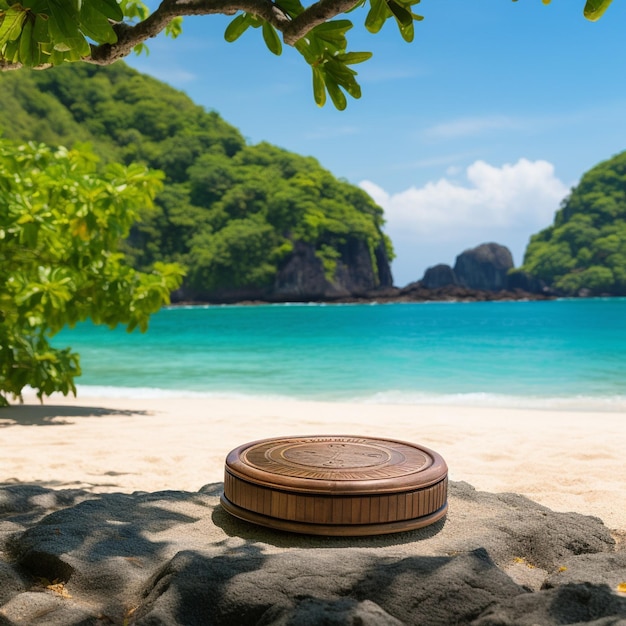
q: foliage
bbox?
[0,62,392,298]
[521,151,626,296]
[134,140,391,296]
[0,138,184,405]
[0,0,614,110]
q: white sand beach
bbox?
[1,391,625,533]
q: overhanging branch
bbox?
[283,0,361,45]
[89,0,357,66]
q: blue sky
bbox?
[128,1,626,286]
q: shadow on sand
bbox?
[0,404,151,427]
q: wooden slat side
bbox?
[224,471,448,527]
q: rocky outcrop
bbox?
[275,238,392,301]
[421,264,458,289]
[399,243,548,300]
[272,241,334,300]
[0,481,624,625]
[506,269,548,294]
[453,243,514,291]
[188,237,394,304]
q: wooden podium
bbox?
[221,435,448,536]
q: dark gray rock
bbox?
[274,239,393,301]
[421,264,458,289]
[0,591,96,626]
[259,598,404,625]
[374,239,394,288]
[454,243,514,290]
[506,269,547,294]
[0,562,27,606]
[543,552,626,590]
[273,240,336,299]
[134,547,525,625]
[473,583,626,625]
[0,481,622,625]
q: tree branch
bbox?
[88,0,359,65]
[283,0,361,45]
[1,0,361,71]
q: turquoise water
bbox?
[54,299,626,410]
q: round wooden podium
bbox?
[221,435,448,536]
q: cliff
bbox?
[0,64,394,303]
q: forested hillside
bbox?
[0,63,393,302]
[521,151,626,296]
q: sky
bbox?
[128,0,626,287]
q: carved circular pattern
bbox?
[241,436,430,482]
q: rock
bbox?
[0,562,27,606]
[273,240,334,299]
[454,243,514,291]
[506,269,547,294]
[134,547,524,625]
[259,598,404,626]
[192,237,394,304]
[273,238,393,301]
[373,240,394,288]
[543,552,626,590]
[472,583,626,626]
[421,264,458,289]
[0,481,622,625]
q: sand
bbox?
[1,391,625,533]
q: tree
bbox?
[520,151,626,296]
[0,0,615,110]
[0,138,185,405]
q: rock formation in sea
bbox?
[0,481,624,625]
[402,243,542,300]
[421,264,459,289]
[453,242,515,291]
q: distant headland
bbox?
[3,63,624,306]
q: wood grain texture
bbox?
[221,435,448,536]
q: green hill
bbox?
[521,151,626,296]
[0,63,393,301]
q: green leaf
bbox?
[262,21,282,55]
[45,0,91,56]
[46,0,81,40]
[79,1,118,44]
[0,6,27,47]
[584,0,613,20]
[18,16,39,66]
[398,20,414,42]
[32,14,50,46]
[90,0,124,22]
[132,41,148,56]
[313,19,353,35]
[365,0,390,34]
[3,37,20,63]
[224,14,250,43]
[312,66,326,107]
[324,77,347,110]
[164,16,183,38]
[388,0,413,27]
[275,0,304,18]
[335,51,373,65]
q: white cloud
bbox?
[360,159,572,285]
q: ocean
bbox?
[54,298,626,411]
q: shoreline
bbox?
[169,285,556,307]
[1,391,625,534]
